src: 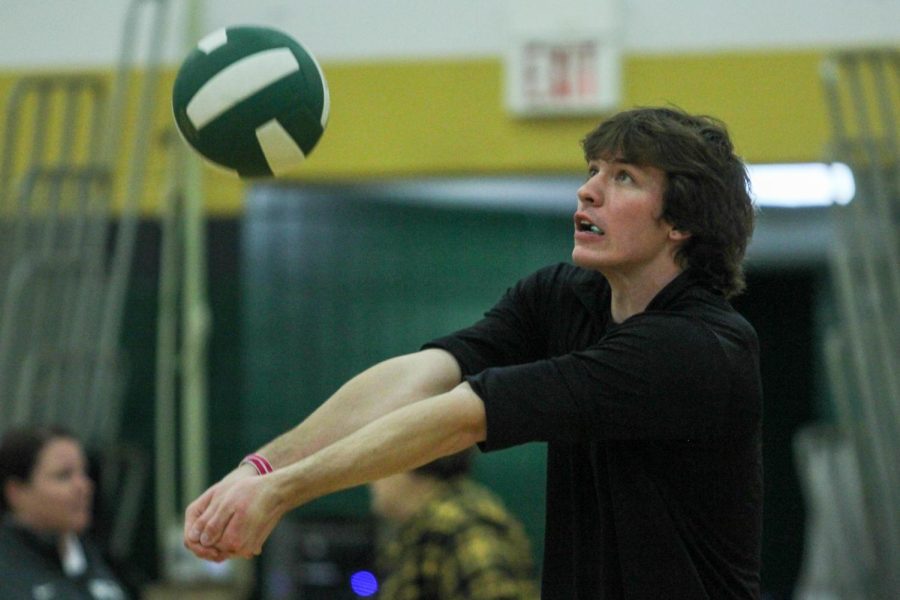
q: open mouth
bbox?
[577,219,604,235]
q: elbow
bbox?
[454,382,487,447]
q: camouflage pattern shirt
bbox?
[375,478,539,600]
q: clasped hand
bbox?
[183,467,284,561]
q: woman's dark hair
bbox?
[582,106,756,298]
[0,425,77,513]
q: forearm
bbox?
[255,348,462,468]
[269,382,486,511]
[184,355,477,561]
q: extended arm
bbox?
[257,348,463,467]
[187,382,486,560]
[184,348,464,559]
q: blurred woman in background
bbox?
[0,425,129,600]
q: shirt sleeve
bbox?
[423,267,554,374]
[469,312,760,451]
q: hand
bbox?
[183,465,285,561]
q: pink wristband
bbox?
[241,453,274,475]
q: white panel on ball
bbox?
[186,48,301,130]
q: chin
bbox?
[68,514,92,535]
[571,248,607,271]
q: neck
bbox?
[605,263,684,323]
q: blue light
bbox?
[350,570,379,597]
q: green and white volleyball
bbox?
[172,26,330,178]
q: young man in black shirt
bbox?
[185,107,762,599]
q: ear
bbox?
[3,478,26,511]
[668,226,691,242]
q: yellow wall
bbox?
[0,50,832,216]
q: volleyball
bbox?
[172,25,330,178]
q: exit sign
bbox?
[505,34,621,117]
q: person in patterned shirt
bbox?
[369,449,539,600]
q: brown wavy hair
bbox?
[582,107,755,298]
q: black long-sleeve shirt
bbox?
[425,264,763,599]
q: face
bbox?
[6,438,94,534]
[573,157,684,278]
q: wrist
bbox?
[266,468,301,517]
[240,452,274,475]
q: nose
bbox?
[76,470,94,495]
[577,175,603,207]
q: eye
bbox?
[585,166,599,180]
[614,169,634,183]
[52,468,74,482]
